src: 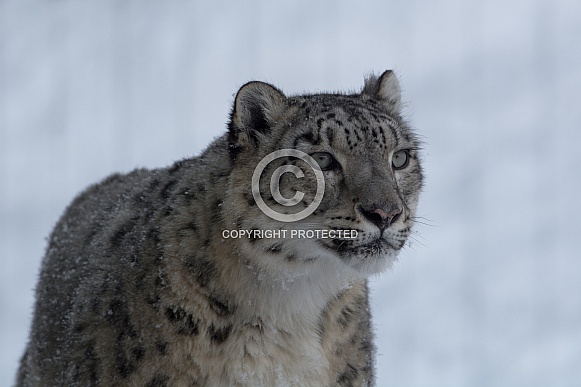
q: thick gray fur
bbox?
[17,70,423,386]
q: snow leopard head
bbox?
[225,71,423,277]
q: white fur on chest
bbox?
[223,324,329,386]
[207,239,360,386]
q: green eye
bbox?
[392,150,409,170]
[310,152,337,170]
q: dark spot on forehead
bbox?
[326,127,334,146]
[293,131,319,147]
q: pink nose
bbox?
[373,208,401,223]
[358,206,402,230]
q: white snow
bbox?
[2,0,581,385]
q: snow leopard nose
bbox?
[358,206,402,230]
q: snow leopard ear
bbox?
[362,70,402,113]
[228,81,287,159]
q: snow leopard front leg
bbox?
[320,279,375,386]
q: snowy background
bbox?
[2,0,581,385]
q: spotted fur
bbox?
[17,70,422,386]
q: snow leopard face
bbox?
[225,71,423,276]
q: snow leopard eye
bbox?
[392,150,409,170]
[310,152,338,171]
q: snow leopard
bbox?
[17,70,423,386]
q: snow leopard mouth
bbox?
[317,237,401,258]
